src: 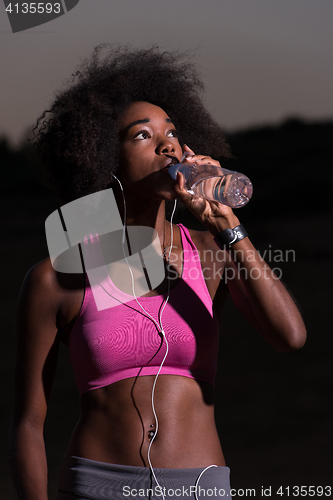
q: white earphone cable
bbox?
[111,175,218,497]
[112,174,177,499]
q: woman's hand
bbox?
[173,145,239,235]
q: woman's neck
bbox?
[112,184,171,249]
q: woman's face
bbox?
[117,101,183,200]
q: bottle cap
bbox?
[169,151,193,180]
[168,163,183,180]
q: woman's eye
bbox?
[167,129,178,138]
[135,131,150,140]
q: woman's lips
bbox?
[161,165,173,174]
[161,157,179,170]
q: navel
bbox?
[148,424,155,440]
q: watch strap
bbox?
[214,224,248,249]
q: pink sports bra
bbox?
[68,224,220,394]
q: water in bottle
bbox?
[168,162,253,208]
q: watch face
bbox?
[215,225,246,248]
[227,229,238,245]
[225,229,235,241]
[216,228,236,245]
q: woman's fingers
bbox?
[177,171,184,191]
[182,144,195,155]
[184,156,221,169]
[181,146,221,167]
[185,155,213,163]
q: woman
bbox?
[10,46,306,500]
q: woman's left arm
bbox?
[210,212,306,352]
[174,147,306,352]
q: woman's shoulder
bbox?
[23,258,59,295]
[25,257,84,287]
[20,258,84,320]
[17,259,61,321]
[18,258,85,337]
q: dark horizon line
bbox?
[1,114,333,149]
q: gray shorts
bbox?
[56,455,231,500]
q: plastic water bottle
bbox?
[168,161,253,208]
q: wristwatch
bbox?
[214,224,248,249]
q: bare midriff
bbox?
[67,374,226,468]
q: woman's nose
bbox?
[155,137,175,155]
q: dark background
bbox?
[1,119,332,498]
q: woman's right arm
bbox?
[9,260,61,500]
